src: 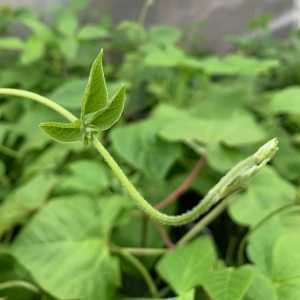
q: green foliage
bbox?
[156,236,217,293]
[1,2,300,299]
[12,195,126,299]
[39,120,81,142]
[200,266,254,300]
[39,50,126,143]
[81,49,108,116]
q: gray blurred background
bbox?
[1,0,299,51]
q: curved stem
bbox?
[178,196,232,246]
[114,248,159,298]
[155,157,206,210]
[0,88,77,122]
[93,137,214,225]
[237,203,300,265]
[93,137,267,225]
[0,280,39,294]
[0,88,278,226]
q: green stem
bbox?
[237,203,300,265]
[0,280,39,294]
[177,196,232,246]
[114,248,159,298]
[93,137,222,225]
[0,88,278,226]
[113,246,167,256]
[0,88,76,122]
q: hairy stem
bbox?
[0,88,278,226]
[113,248,159,297]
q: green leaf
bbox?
[144,46,186,67]
[207,143,253,172]
[200,266,254,300]
[247,209,300,276]
[20,37,45,65]
[14,106,59,152]
[156,236,217,293]
[187,81,255,119]
[187,54,279,76]
[148,26,182,46]
[0,174,56,237]
[19,15,53,41]
[56,10,78,36]
[243,210,300,300]
[39,121,81,143]
[12,195,128,299]
[57,159,109,195]
[81,49,108,116]
[78,25,108,40]
[49,78,87,110]
[160,109,266,146]
[24,144,76,176]
[111,119,181,180]
[91,86,126,130]
[271,233,300,300]
[229,167,296,227]
[57,36,79,60]
[0,37,24,50]
[244,267,277,300]
[269,87,300,115]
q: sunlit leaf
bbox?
[156,236,217,293]
[12,195,129,299]
[201,266,254,300]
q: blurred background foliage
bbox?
[1,0,300,299]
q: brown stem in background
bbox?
[141,214,149,247]
[139,156,206,249]
[152,221,175,248]
[155,157,207,210]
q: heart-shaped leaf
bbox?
[200,266,254,300]
[90,86,126,130]
[156,236,217,293]
[39,120,81,143]
[81,49,108,117]
[12,195,129,299]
